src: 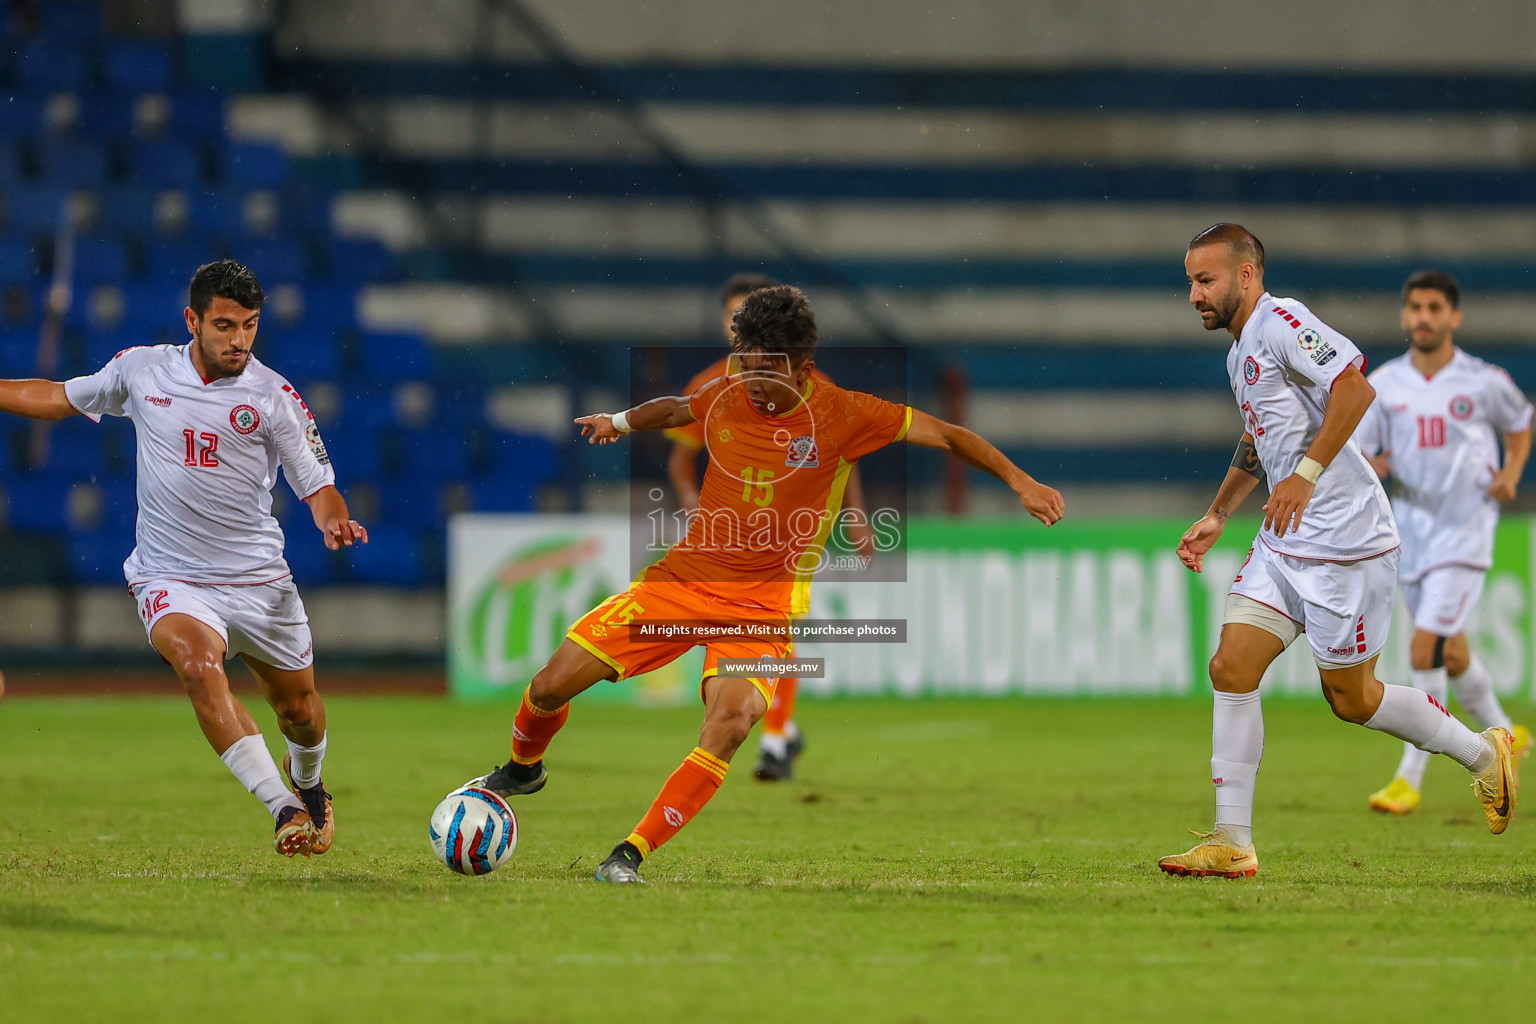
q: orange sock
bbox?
[625,747,729,857]
[762,675,797,736]
[511,686,568,765]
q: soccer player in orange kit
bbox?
[665,273,874,781]
[466,285,1065,883]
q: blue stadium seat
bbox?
[0,142,26,185]
[129,140,204,189]
[67,527,132,583]
[73,237,131,286]
[0,330,37,375]
[3,475,72,532]
[281,533,340,586]
[379,484,447,530]
[36,138,111,188]
[94,187,160,234]
[469,476,540,513]
[104,42,174,93]
[118,280,193,334]
[43,418,106,478]
[144,239,221,282]
[164,94,227,137]
[182,191,244,236]
[75,95,139,139]
[338,386,398,430]
[240,240,307,283]
[347,524,425,585]
[0,97,48,138]
[323,238,395,281]
[482,430,561,484]
[0,239,37,285]
[13,44,91,92]
[37,2,102,42]
[358,329,431,380]
[261,326,340,380]
[5,184,74,233]
[394,428,470,482]
[222,143,288,189]
[320,427,384,479]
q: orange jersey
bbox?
[651,374,910,615]
[664,356,833,450]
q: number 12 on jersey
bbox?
[183,428,220,467]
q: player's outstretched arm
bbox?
[0,379,78,420]
[1179,433,1265,574]
[903,409,1063,525]
[1264,364,1374,538]
[304,484,368,551]
[1489,428,1532,503]
[575,396,695,445]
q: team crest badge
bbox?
[785,434,820,468]
[305,421,331,465]
[1449,395,1475,420]
[230,404,260,434]
[1243,356,1260,385]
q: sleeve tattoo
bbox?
[1231,436,1266,483]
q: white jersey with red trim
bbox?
[64,343,335,585]
[1355,348,1532,582]
[1226,292,1398,562]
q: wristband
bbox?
[610,409,632,434]
[1295,456,1324,483]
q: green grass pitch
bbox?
[3,693,1535,1022]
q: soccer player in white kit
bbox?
[1159,225,1517,878]
[1356,270,1533,814]
[0,260,367,858]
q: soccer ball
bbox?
[429,787,518,875]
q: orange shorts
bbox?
[566,579,791,707]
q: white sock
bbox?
[221,733,303,820]
[1212,689,1263,848]
[1393,668,1447,789]
[286,733,327,789]
[1451,656,1513,731]
[759,732,787,758]
[1365,683,1492,772]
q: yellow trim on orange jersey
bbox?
[789,455,854,617]
[565,630,628,680]
[699,666,775,709]
[894,405,914,443]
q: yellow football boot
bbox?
[1157,828,1258,878]
[1471,727,1517,835]
[1368,776,1421,815]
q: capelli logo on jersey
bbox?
[144,395,172,407]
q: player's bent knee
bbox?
[1208,652,1254,694]
[271,689,317,727]
[1320,682,1373,724]
[527,665,570,712]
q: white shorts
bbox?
[1227,541,1399,669]
[1402,565,1486,638]
[131,578,315,672]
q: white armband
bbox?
[610,409,632,434]
[1295,456,1324,483]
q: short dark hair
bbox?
[720,272,781,310]
[730,285,817,363]
[188,259,265,317]
[1402,269,1460,309]
[1188,222,1265,273]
